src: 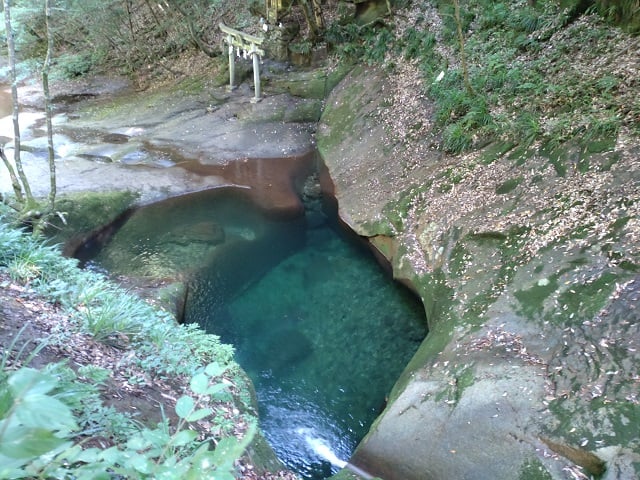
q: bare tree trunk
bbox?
[3,0,34,205]
[297,0,320,42]
[124,0,136,43]
[43,0,56,212]
[166,0,221,57]
[0,145,23,203]
[311,0,324,31]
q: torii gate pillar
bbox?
[252,52,261,102]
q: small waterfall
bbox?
[302,431,375,479]
[303,435,347,469]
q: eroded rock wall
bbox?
[318,66,640,480]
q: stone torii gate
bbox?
[219,23,265,103]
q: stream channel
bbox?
[88,171,427,479]
[1,82,426,479]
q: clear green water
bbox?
[88,186,426,479]
[187,217,426,479]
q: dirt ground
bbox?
[0,269,298,479]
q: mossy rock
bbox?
[495,176,523,195]
[518,458,553,480]
[269,64,352,99]
[45,190,139,245]
[284,98,323,123]
[245,432,287,475]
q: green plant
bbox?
[0,363,256,479]
[442,122,473,154]
[432,84,471,125]
[0,324,47,375]
[77,364,111,384]
[78,403,140,443]
[584,113,620,142]
[477,2,509,29]
[462,97,494,130]
[77,290,146,343]
[588,0,640,31]
[364,27,394,65]
[54,52,94,79]
[513,111,542,146]
[0,367,78,476]
[403,27,436,60]
[289,40,312,55]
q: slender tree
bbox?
[166,0,222,57]
[2,0,34,205]
[42,0,56,211]
[452,0,474,95]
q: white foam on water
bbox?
[304,435,347,469]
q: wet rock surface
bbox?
[1,73,318,206]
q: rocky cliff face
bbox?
[318,66,640,480]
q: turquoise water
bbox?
[187,216,426,479]
[87,185,426,479]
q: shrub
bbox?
[442,122,473,154]
[0,218,251,476]
[0,364,255,479]
[55,52,95,79]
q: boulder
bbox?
[318,65,640,480]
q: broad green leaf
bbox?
[15,394,77,432]
[186,407,212,422]
[175,396,195,419]
[155,460,189,479]
[189,373,209,395]
[204,362,226,378]
[211,422,256,468]
[142,427,170,447]
[0,452,29,475]
[73,464,113,480]
[74,447,102,463]
[99,446,122,464]
[171,429,198,447]
[211,436,243,468]
[130,454,154,474]
[210,471,235,480]
[0,425,68,459]
[127,434,151,451]
[8,368,58,397]
[205,383,227,396]
[184,448,216,479]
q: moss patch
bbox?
[45,191,139,244]
[271,64,352,99]
[317,66,366,152]
[555,271,619,324]
[518,458,553,480]
[481,141,517,165]
[495,176,523,195]
[389,270,453,402]
[514,276,559,320]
